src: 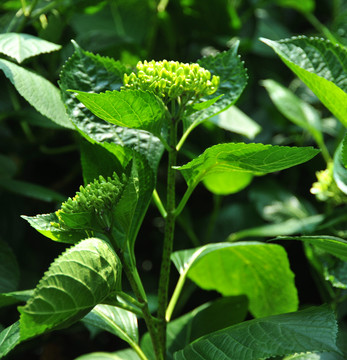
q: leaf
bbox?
[21,213,87,244]
[274,235,347,262]
[59,42,164,172]
[0,290,33,308]
[0,321,20,358]
[183,42,248,136]
[172,242,298,318]
[142,296,248,360]
[333,134,347,194]
[0,58,73,129]
[203,171,253,195]
[175,142,320,189]
[174,306,339,360]
[0,155,17,179]
[209,106,261,139]
[0,240,19,293]
[284,352,344,359]
[18,238,121,342]
[261,37,347,127]
[0,33,61,63]
[74,349,142,360]
[0,178,66,202]
[72,89,168,139]
[262,79,323,143]
[274,0,315,13]
[82,304,138,345]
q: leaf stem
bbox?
[174,183,197,217]
[157,117,178,355]
[165,272,186,322]
[153,189,168,218]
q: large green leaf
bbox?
[18,237,120,342]
[174,306,339,360]
[175,142,320,188]
[261,37,347,127]
[0,33,61,63]
[59,42,164,171]
[262,79,323,144]
[182,42,248,139]
[172,242,298,318]
[0,58,73,129]
[82,304,138,345]
[0,240,19,293]
[275,235,347,262]
[73,89,168,140]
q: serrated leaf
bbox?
[0,58,73,129]
[174,306,339,360]
[0,178,66,202]
[210,106,261,139]
[0,240,19,293]
[262,79,323,143]
[21,213,87,244]
[74,349,141,360]
[18,238,120,342]
[175,142,320,188]
[82,304,138,345]
[183,42,248,136]
[0,33,61,63]
[172,242,298,318]
[275,235,347,262]
[73,89,168,139]
[0,321,20,358]
[59,42,164,171]
[261,36,347,127]
[333,134,347,194]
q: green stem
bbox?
[165,272,186,322]
[107,232,163,360]
[157,117,178,356]
[205,194,222,243]
[153,189,168,218]
[174,183,197,217]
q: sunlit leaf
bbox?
[0,33,61,63]
[0,321,20,358]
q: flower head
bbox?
[123,60,220,103]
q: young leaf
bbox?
[175,142,320,189]
[21,213,88,244]
[174,306,339,360]
[333,134,347,194]
[59,42,164,171]
[0,321,20,358]
[82,304,138,345]
[0,33,61,63]
[172,242,298,318]
[0,240,19,293]
[274,235,347,262]
[0,59,73,129]
[18,237,121,342]
[72,89,168,139]
[262,79,323,143]
[261,37,347,127]
[182,42,248,139]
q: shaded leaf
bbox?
[0,33,61,63]
[0,58,73,129]
[0,290,33,308]
[82,304,138,345]
[0,322,20,358]
[175,142,320,188]
[172,242,298,318]
[18,238,120,342]
[0,241,19,293]
[261,37,347,127]
[174,306,339,360]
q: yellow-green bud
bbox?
[123,60,220,102]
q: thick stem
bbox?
[157,117,178,356]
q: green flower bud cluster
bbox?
[310,163,347,205]
[53,173,126,231]
[123,60,220,102]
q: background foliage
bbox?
[0,0,346,358]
